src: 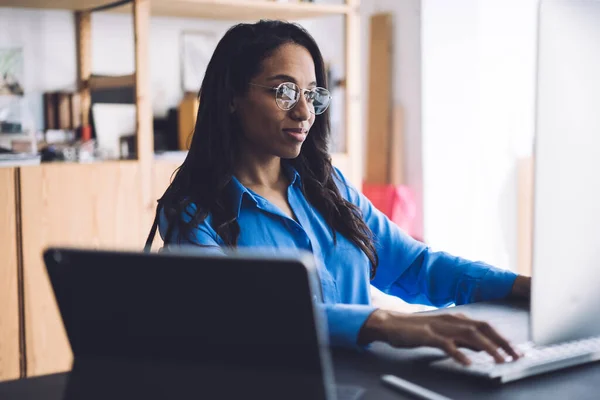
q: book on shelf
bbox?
[87,74,135,90]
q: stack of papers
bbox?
[0,152,41,167]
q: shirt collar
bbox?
[228,161,303,218]
[228,176,257,218]
[282,161,303,190]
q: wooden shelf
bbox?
[1,0,351,20]
[149,0,350,20]
[86,74,135,89]
[0,0,109,10]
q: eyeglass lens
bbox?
[275,82,331,115]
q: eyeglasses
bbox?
[249,81,332,115]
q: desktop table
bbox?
[1,300,598,400]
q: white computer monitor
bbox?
[531,0,600,345]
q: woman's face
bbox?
[233,43,317,160]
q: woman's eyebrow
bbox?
[266,74,317,86]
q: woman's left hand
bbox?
[509,275,531,299]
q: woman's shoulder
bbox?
[330,166,360,202]
[157,201,217,241]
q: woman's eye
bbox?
[305,91,317,102]
[280,87,297,100]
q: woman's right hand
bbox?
[358,309,521,365]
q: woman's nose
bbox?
[289,92,311,121]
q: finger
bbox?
[427,334,471,366]
[475,321,521,360]
[439,313,464,322]
[447,315,521,360]
[456,326,506,364]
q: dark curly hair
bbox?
[155,20,379,278]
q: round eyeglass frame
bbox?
[249,81,332,115]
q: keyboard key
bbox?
[430,336,600,383]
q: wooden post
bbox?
[390,105,405,186]
[365,13,393,185]
[75,11,91,135]
[517,157,534,276]
[133,0,154,213]
[345,0,363,189]
[0,168,20,382]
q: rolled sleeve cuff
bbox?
[324,303,377,348]
[476,267,518,302]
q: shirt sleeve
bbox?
[323,304,376,348]
[158,204,224,255]
[332,168,518,307]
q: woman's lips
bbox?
[283,129,307,142]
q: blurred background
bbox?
[0,0,538,381]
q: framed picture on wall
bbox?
[0,48,25,134]
[181,30,218,94]
[0,48,24,96]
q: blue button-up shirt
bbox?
[159,164,517,348]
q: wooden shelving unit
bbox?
[3,0,351,20]
[1,0,362,186]
[0,0,362,379]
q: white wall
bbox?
[421,0,537,271]
[0,8,77,134]
[0,7,237,129]
[0,7,345,130]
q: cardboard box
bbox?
[178,93,199,151]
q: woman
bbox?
[151,20,530,366]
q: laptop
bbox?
[43,247,365,400]
[430,0,600,383]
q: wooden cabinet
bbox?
[19,162,148,376]
[15,160,181,377]
[5,160,181,377]
[0,168,20,382]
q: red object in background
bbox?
[81,124,92,142]
[362,183,420,240]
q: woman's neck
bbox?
[234,154,286,190]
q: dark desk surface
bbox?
[2,301,599,400]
